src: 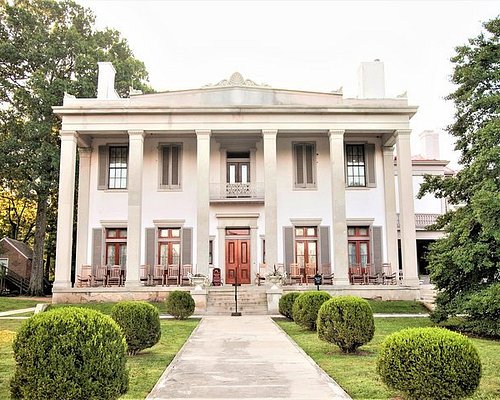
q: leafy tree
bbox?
[419,17,499,322]
[0,187,37,243]
[0,0,153,295]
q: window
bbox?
[346,144,366,187]
[158,228,181,266]
[108,146,128,189]
[209,239,214,266]
[294,227,318,270]
[105,229,127,266]
[347,226,370,266]
[160,144,182,189]
[0,258,8,275]
[293,143,316,188]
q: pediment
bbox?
[129,72,343,108]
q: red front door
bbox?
[225,239,251,284]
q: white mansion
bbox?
[52,61,448,303]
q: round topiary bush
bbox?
[166,290,195,319]
[292,291,331,331]
[377,327,481,400]
[10,307,128,400]
[317,296,375,353]
[111,301,161,355]
[279,292,301,320]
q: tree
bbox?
[418,17,499,323]
[0,0,153,295]
[0,187,37,243]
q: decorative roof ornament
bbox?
[203,72,270,88]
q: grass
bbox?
[0,304,198,400]
[0,297,49,313]
[277,317,500,399]
[367,299,429,314]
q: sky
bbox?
[77,0,499,167]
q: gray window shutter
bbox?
[182,227,193,265]
[305,144,314,184]
[162,146,170,186]
[283,227,294,273]
[92,228,103,266]
[372,226,383,274]
[295,145,304,186]
[145,228,156,267]
[319,226,331,274]
[171,145,179,186]
[366,143,376,187]
[98,145,109,190]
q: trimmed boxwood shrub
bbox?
[461,283,500,338]
[317,296,374,353]
[166,290,195,319]
[292,291,331,330]
[111,301,161,355]
[279,292,301,320]
[10,307,128,400]
[377,327,481,400]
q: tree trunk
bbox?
[28,196,48,296]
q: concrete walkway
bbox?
[0,307,35,317]
[147,316,350,400]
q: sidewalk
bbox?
[147,316,350,400]
[0,307,35,317]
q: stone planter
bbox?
[190,275,209,291]
[266,275,282,289]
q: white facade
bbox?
[53,63,427,295]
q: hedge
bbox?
[317,296,374,353]
[165,290,195,319]
[377,327,481,400]
[111,301,161,355]
[292,291,331,331]
[11,307,128,400]
[278,292,301,320]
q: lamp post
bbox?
[231,267,241,316]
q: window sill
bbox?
[157,187,183,192]
[102,189,128,193]
[293,186,318,191]
[345,186,372,191]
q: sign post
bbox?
[231,268,241,316]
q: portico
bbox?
[52,63,421,303]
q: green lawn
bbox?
[367,299,429,314]
[277,318,500,399]
[0,310,198,399]
[0,297,49,313]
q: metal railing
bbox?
[210,182,264,201]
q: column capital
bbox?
[196,129,211,137]
[77,147,92,156]
[59,130,78,141]
[395,129,412,138]
[128,129,145,139]
[262,129,278,137]
[328,129,345,138]
[382,145,395,155]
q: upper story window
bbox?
[227,152,250,184]
[293,143,316,189]
[108,146,128,189]
[346,144,366,187]
[160,144,182,189]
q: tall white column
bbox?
[196,130,211,276]
[382,145,399,274]
[329,129,350,285]
[263,129,278,268]
[126,130,144,288]
[75,147,92,274]
[53,131,78,290]
[396,130,419,285]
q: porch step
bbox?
[420,284,437,303]
[206,286,269,315]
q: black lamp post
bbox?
[231,268,241,316]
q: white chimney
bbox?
[419,130,440,160]
[358,60,386,98]
[97,62,119,99]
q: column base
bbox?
[333,277,350,286]
[402,277,420,287]
[190,288,208,314]
[124,280,141,288]
[52,280,72,290]
[266,287,283,314]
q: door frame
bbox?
[216,213,259,285]
[225,235,251,284]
